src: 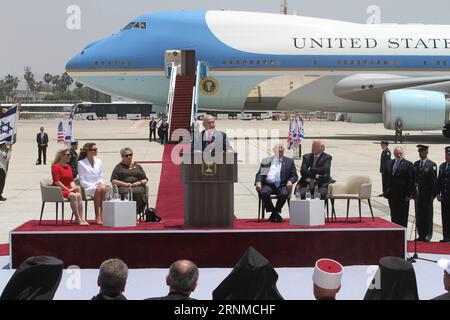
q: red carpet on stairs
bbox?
[155,144,184,219]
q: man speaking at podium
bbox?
[255,143,298,223]
[193,115,232,155]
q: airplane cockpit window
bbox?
[122,21,148,30]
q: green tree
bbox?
[60,72,74,93]
[3,75,19,99]
[43,73,53,92]
[24,70,36,92]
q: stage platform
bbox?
[9,217,405,269]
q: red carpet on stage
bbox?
[407,241,450,255]
[155,144,184,219]
[0,244,8,256]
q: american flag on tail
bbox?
[287,116,304,150]
[57,121,65,144]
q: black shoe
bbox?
[439,239,450,243]
[274,213,283,223]
[378,193,384,197]
[415,237,425,241]
[268,212,276,222]
[0,196,6,201]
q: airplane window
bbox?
[242,60,247,64]
[343,60,347,65]
[337,60,341,65]
[423,60,427,65]
[363,60,367,65]
[140,22,147,29]
[223,60,227,65]
[101,61,105,66]
[256,60,260,65]
[235,60,240,65]
[437,61,441,65]
[95,61,99,65]
[229,60,233,65]
[384,60,388,65]
[443,61,448,65]
[249,60,253,65]
[350,60,354,65]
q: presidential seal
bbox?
[200,77,219,96]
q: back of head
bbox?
[364,256,418,300]
[98,258,128,294]
[167,260,199,295]
[213,247,283,300]
[0,256,63,300]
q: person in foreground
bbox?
[52,149,88,225]
[364,256,419,300]
[0,256,63,300]
[255,143,298,223]
[431,259,450,300]
[146,260,199,300]
[78,143,108,224]
[312,258,344,300]
[92,258,128,300]
[111,147,149,216]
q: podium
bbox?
[181,152,238,228]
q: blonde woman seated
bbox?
[77,143,107,225]
[111,148,148,215]
[51,149,89,226]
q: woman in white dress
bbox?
[77,143,108,224]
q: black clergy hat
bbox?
[416,144,429,151]
[381,141,389,145]
[446,146,450,154]
[0,256,64,300]
[212,246,284,300]
[364,256,419,300]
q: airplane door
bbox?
[164,50,196,77]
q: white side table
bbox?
[289,199,325,226]
[103,201,137,227]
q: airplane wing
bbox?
[334,74,450,103]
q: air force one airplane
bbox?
[66,10,450,137]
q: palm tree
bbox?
[24,70,36,92]
[43,73,53,85]
[60,72,74,92]
[3,75,19,99]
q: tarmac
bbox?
[0,118,449,244]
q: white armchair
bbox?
[39,179,70,225]
[329,176,374,221]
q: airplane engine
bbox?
[382,89,450,131]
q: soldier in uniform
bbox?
[384,146,415,228]
[379,141,391,196]
[436,146,450,243]
[413,145,437,242]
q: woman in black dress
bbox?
[111,147,149,215]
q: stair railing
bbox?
[166,62,178,137]
[190,61,203,129]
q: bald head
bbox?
[312,140,323,155]
[203,115,216,130]
[394,146,404,160]
[166,260,199,295]
[273,143,285,158]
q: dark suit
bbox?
[145,292,195,300]
[69,149,78,178]
[91,293,127,300]
[380,148,391,193]
[413,159,437,241]
[384,159,415,228]
[158,122,169,144]
[255,156,298,214]
[36,132,49,164]
[149,120,157,141]
[193,129,231,154]
[298,152,332,200]
[431,292,450,300]
[436,162,450,241]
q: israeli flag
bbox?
[0,105,18,144]
[65,120,73,143]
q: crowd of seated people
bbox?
[49,143,150,225]
[1,249,449,300]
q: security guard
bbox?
[436,146,450,243]
[413,145,437,242]
[379,141,391,196]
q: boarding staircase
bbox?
[166,62,205,143]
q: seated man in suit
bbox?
[298,140,332,200]
[255,143,298,223]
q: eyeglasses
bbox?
[62,154,70,157]
[124,154,133,158]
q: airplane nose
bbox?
[66,53,85,72]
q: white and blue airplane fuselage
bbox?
[66,11,450,135]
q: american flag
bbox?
[57,121,65,144]
[64,120,73,143]
[287,116,304,150]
